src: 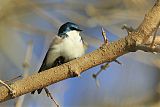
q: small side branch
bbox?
[122,24,135,35]
[101,27,109,44]
[93,28,122,87]
[0,80,15,97]
[44,88,59,107]
[136,44,160,53]
[4,75,22,83]
[92,63,109,87]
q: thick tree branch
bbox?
[0,0,160,103]
[146,36,160,45]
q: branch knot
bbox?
[67,64,80,77]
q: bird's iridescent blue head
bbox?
[58,22,82,37]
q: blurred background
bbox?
[0,0,160,107]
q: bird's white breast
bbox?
[48,30,85,65]
[60,31,85,61]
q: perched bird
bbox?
[31,22,88,94]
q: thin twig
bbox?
[92,28,110,87]
[114,59,122,65]
[92,63,109,88]
[4,75,22,83]
[121,24,134,35]
[101,27,108,44]
[44,87,59,107]
[15,41,33,107]
[93,28,122,87]
[136,44,160,53]
[0,80,15,95]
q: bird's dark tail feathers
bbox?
[31,56,65,94]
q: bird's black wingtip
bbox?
[31,91,35,94]
[37,88,43,94]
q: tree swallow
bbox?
[31,22,88,94]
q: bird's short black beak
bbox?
[77,29,83,31]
